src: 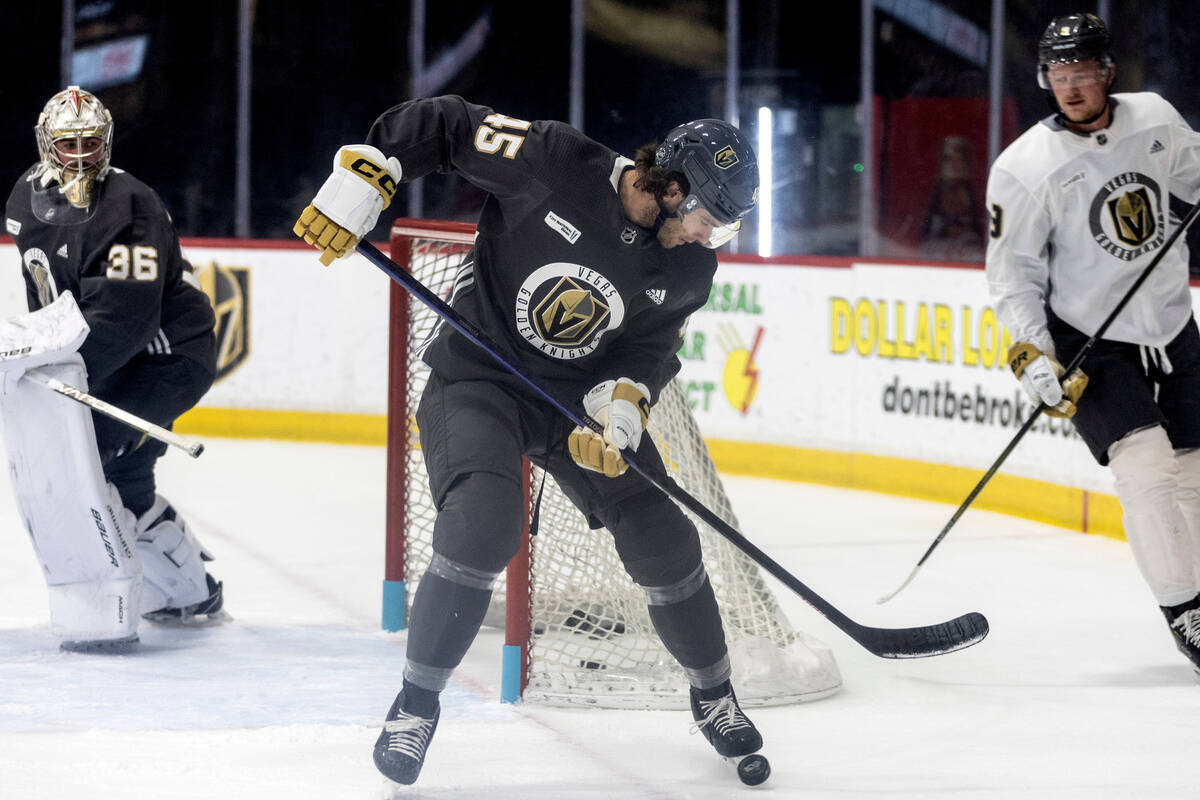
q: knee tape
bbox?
[1109,426,1198,605]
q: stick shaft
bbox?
[23,369,204,458]
[358,240,987,657]
[879,196,1200,603]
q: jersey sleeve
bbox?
[76,202,181,382]
[602,307,692,404]
[1164,98,1200,201]
[365,95,598,203]
[984,164,1056,354]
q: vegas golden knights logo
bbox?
[1107,187,1156,246]
[534,278,610,346]
[196,261,250,381]
[714,145,739,170]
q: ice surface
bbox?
[0,437,1196,799]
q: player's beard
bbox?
[655,216,689,248]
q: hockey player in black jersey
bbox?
[294,96,763,785]
[2,86,224,650]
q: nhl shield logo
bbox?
[195,261,250,381]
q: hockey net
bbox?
[386,218,841,709]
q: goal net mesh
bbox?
[391,221,841,709]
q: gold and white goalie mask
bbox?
[33,85,113,219]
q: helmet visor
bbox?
[680,195,743,249]
[1038,60,1110,90]
[30,170,98,224]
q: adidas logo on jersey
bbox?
[56,244,68,259]
[1150,139,1165,154]
[645,288,666,305]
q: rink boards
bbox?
[5,237,1193,538]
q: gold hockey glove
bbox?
[1008,342,1088,418]
[293,145,402,266]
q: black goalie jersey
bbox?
[366,95,718,405]
[5,167,216,383]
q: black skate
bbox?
[1161,595,1200,673]
[373,692,440,785]
[142,573,228,624]
[689,681,763,758]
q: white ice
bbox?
[0,437,1196,799]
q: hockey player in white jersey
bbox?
[986,13,1200,674]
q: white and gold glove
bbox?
[568,378,651,478]
[1008,342,1088,418]
[293,144,402,265]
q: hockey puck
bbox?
[736,753,771,786]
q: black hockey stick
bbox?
[357,239,987,658]
[878,196,1200,605]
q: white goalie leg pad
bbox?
[135,495,211,612]
[1109,426,1199,606]
[0,356,142,644]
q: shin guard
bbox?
[1109,427,1198,606]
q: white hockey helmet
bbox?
[35,86,114,209]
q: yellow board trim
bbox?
[176,407,387,446]
[176,408,1125,541]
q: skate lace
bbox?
[382,710,436,760]
[690,694,752,737]
[1172,608,1200,645]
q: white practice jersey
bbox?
[986,92,1200,351]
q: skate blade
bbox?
[142,608,234,627]
[59,635,139,654]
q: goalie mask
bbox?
[34,86,113,215]
[656,119,759,249]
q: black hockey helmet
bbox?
[1037,13,1113,89]
[656,119,758,248]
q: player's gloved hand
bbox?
[1008,342,1088,418]
[567,378,651,478]
[293,145,402,266]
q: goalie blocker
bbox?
[0,293,220,649]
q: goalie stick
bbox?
[357,239,988,658]
[878,195,1200,605]
[21,368,205,459]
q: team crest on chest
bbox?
[515,263,626,359]
[1087,171,1165,260]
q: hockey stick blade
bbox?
[357,240,988,658]
[878,196,1200,605]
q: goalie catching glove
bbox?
[568,378,651,478]
[293,145,402,265]
[1008,342,1088,418]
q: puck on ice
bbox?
[736,753,770,786]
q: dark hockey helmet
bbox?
[35,85,113,209]
[1037,13,1113,90]
[656,119,758,248]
